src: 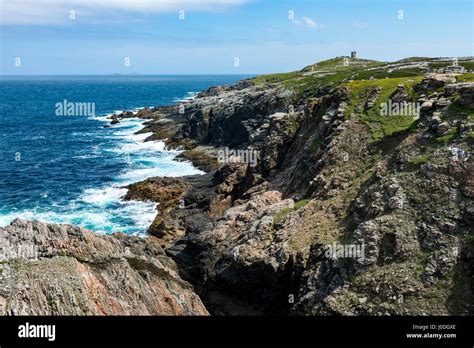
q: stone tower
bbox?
[351,51,357,59]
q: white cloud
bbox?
[302,16,317,29]
[0,0,251,25]
[292,15,318,29]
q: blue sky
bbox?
[1,0,473,75]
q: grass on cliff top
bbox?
[254,58,382,82]
[456,73,474,83]
[252,57,427,102]
[252,71,301,85]
[351,67,424,80]
[283,59,382,100]
[282,71,351,100]
[302,57,383,71]
[344,76,424,143]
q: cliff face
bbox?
[0,219,208,315]
[123,57,473,315]
[3,57,473,316]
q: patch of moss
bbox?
[462,234,474,242]
[409,155,429,165]
[415,252,429,275]
[273,199,310,224]
[287,119,301,134]
[436,128,459,143]
[294,199,310,210]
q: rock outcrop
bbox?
[0,219,208,315]
[124,56,473,316]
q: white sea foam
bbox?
[89,115,110,122]
[80,186,127,205]
[173,91,197,103]
[0,202,157,236]
[81,108,201,233]
[116,140,167,154]
[2,99,201,235]
[118,165,202,183]
[115,131,152,142]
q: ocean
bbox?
[0,75,249,235]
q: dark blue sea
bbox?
[0,75,248,235]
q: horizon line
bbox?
[0,73,259,77]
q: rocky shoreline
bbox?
[1,56,473,315]
[0,219,207,315]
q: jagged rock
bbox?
[429,111,442,131]
[110,115,120,125]
[419,223,444,250]
[364,86,382,110]
[434,97,452,109]
[388,194,405,210]
[436,122,450,135]
[124,177,188,207]
[459,83,474,108]
[136,108,152,118]
[414,74,456,92]
[420,100,435,112]
[169,191,298,314]
[0,219,208,315]
[445,82,474,108]
[197,85,230,98]
[389,84,410,103]
[176,147,219,172]
[421,249,459,285]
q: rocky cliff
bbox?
[119,56,474,315]
[3,56,473,316]
[0,219,208,315]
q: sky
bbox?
[0,0,473,75]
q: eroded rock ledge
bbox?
[0,219,208,315]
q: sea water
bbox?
[0,75,248,235]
